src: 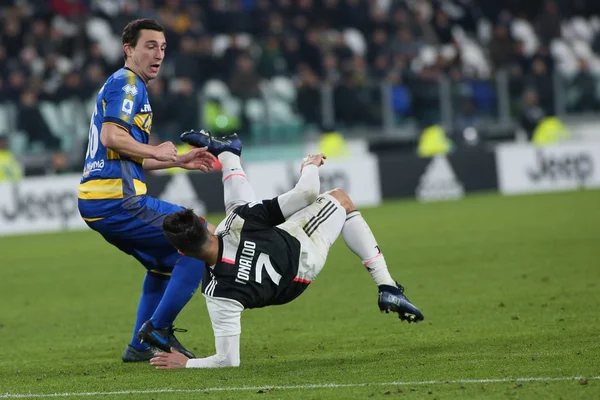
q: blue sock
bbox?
[150,256,205,329]
[129,273,168,350]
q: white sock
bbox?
[218,152,256,215]
[341,211,396,287]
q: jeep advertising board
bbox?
[496,141,600,195]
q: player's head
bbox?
[122,19,165,83]
[163,209,211,257]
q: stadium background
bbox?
[1,0,599,224]
[0,1,599,398]
[1,0,600,171]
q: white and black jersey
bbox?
[202,198,311,309]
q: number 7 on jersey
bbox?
[255,253,282,285]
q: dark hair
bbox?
[122,19,164,61]
[163,209,209,255]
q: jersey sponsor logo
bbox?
[122,84,138,96]
[235,240,256,284]
[122,99,134,116]
[140,103,152,113]
[82,159,105,178]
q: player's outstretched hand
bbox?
[178,147,217,172]
[301,153,327,171]
[154,141,178,162]
[150,347,189,369]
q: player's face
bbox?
[127,29,166,83]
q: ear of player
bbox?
[180,129,243,157]
[377,283,424,323]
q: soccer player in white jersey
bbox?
[149,131,424,369]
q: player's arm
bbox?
[276,153,325,218]
[143,147,216,171]
[142,158,179,170]
[150,296,242,369]
[101,75,178,162]
[186,334,240,368]
[100,124,177,162]
[149,334,240,369]
[234,154,325,227]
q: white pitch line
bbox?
[1,376,598,398]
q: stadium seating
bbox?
[2,1,600,171]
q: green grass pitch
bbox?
[1,190,599,399]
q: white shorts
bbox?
[278,193,346,282]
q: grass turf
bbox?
[0,190,598,399]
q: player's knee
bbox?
[328,188,354,213]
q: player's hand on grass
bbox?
[154,141,178,162]
[178,147,217,172]
[301,153,327,171]
[150,347,189,369]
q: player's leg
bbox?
[218,152,256,214]
[278,192,347,282]
[136,255,203,359]
[85,221,169,361]
[328,189,424,322]
[89,198,204,357]
[131,197,205,357]
[179,130,251,213]
[121,247,173,354]
[328,190,395,287]
[123,271,169,362]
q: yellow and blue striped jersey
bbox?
[78,67,153,219]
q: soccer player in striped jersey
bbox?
[149,136,424,369]
[78,19,217,362]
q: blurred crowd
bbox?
[2,0,600,156]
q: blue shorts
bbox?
[84,196,186,276]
